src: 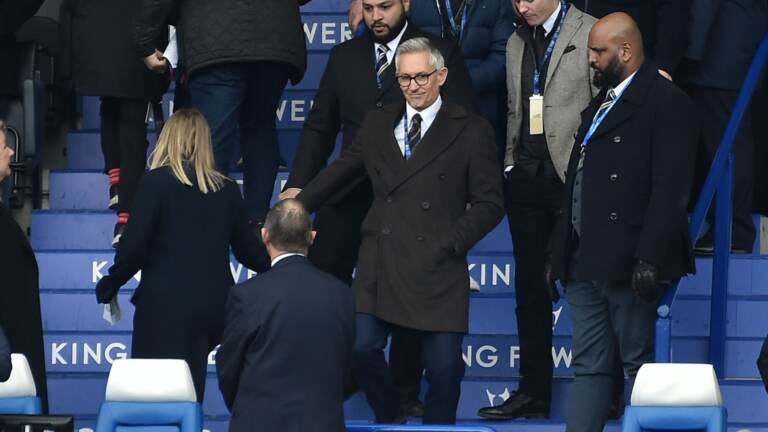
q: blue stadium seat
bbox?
[94,359,202,432]
[621,363,726,432]
[0,354,43,415]
[346,423,497,432]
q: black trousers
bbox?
[504,172,562,405]
[309,184,423,404]
[132,305,220,402]
[686,86,756,250]
[100,97,150,214]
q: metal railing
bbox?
[655,33,768,376]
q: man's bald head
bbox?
[262,199,314,255]
[588,12,645,88]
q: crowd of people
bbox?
[1,0,768,431]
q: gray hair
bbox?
[394,37,445,73]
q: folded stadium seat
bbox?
[621,363,726,432]
[0,354,43,415]
[345,423,497,432]
[94,359,202,432]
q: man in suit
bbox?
[549,14,698,432]
[677,0,767,254]
[280,0,476,416]
[477,0,597,420]
[216,199,355,432]
[295,37,504,424]
[0,326,10,382]
[570,0,690,80]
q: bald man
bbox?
[548,13,698,432]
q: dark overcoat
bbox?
[551,62,699,282]
[0,203,48,411]
[299,101,504,333]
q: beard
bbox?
[592,55,623,89]
[368,13,407,44]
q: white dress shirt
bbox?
[374,22,409,66]
[394,96,443,156]
[271,253,305,267]
[541,2,562,37]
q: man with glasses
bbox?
[280,0,475,417]
[296,37,503,424]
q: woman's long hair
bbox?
[149,109,227,194]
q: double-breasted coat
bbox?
[551,61,699,282]
[299,101,504,333]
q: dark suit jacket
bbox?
[0,326,10,382]
[678,0,767,90]
[285,22,477,203]
[571,0,690,76]
[299,101,504,332]
[216,255,355,432]
[0,202,47,410]
[551,62,698,282]
[96,167,269,340]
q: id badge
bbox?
[529,94,544,135]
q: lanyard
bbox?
[443,0,468,41]
[403,112,413,159]
[533,0,568,95]
[581,76,634,149]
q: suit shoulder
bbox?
[332,35,370,56]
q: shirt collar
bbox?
[406,95,442,125]
[541,2,562,36]
[610,70,638,99]
[376,21,409,54]
[270,253,305,267]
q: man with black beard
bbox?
[279,0,475,418]
[548,13,698,432]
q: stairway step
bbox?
[49,170,288,210]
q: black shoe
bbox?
[400,399,424,418]
[112,223,125,248]
[477,391,549,420]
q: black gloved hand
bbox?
[631,259,661,303]
[95,277,119,304]
[544,259,560,303]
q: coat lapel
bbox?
[544,7,582,91]
[590,62,655,139]
[389,102,468,190]
[374,102,408,190]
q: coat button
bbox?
[382,227,391,235]
[613,136,622,143]
[609,212,618,221]
[421,201,430,210]
[416,235,425,242]
[438,174,446,180]
[610,173,619,182]
[376,101,383,108]
[386,196,393,203]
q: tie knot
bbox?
[411,113,422,125]
[535,26,546,40]
[378,45,389,55]
[606,89,616,101]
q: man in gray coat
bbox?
[477,0,596,419]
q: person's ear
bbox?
[436,67,448,87]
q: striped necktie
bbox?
[594,89,617,123]
[406,114,422,159]
[376,45,390,88]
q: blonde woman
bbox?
[95,109,269,401]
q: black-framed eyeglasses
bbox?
[396,70,438,87]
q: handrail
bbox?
[655,33,768,373]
